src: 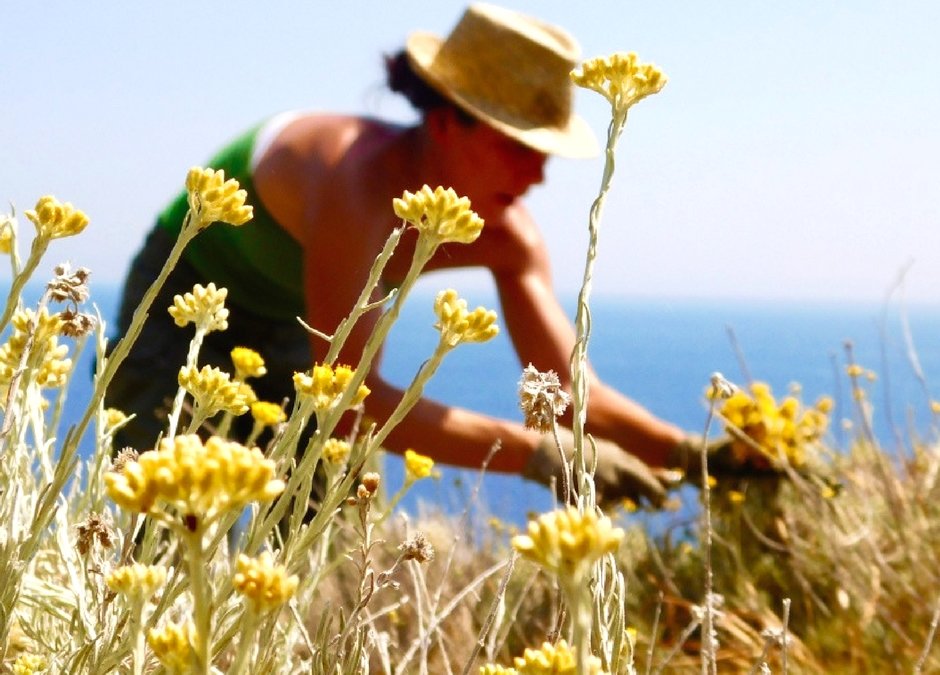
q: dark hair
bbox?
[385,50,475,124]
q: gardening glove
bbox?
[665,434,779,486]
[522,427,668,509]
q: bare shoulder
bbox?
[471,201,549,275]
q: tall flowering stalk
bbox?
[567,53,667,494]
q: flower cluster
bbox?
[250,400,286,428]
[233,551,299,613]
[571,51,667,113]
[293,363,370,412]
[0,308,71,389]
[512,506,624,581]
[231,346,267,379]
[518,364,571,433]
[393,185,484,246]
[719,382,832,468]
[322,438,351,466]
[24,195,89,240]
[106,563,167,601]
[178,365,251,417]
[480,640,607,675]
[433,289,499,347]
[404,449,434,481]
[168,283,229,333]
[105,435,284,526]
[148,620,197,672]
[0,214,13,254]
[12,654,48,675]
[185,167,253,227]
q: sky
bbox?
[3,1,939,305]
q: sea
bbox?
[15,282,940,532]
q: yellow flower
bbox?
[0,309,71,389]
[931,400,940,415]
[105,435,284,525]
[728,490,746,505]
[178,365,250,417]
[571,51,667,113]
[404,449,434,481]
[846,364,864,378]
[322,438,351,465]
[106,563,167,601]
[185,167,253,227]
[512,639,607,674]
[0,216,13,254]
[250,401,286,427]
[12,654,47,675]
[168,283,229,332]
[105,408,128,430]
[433,289,499,347]
[479,665,517,675]
[230,346,266,380]
[293,363,370,412]
[148,620,197,672]
[393,185,484,246]
[24,195,89,239]
[512,506,624,581]
[233,551,299,613]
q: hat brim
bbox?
[406,31,599,159]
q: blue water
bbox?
[14,282,940,528]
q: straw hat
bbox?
[405,3,598,158]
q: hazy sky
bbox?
[3,1,939,304]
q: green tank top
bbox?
[156,121,305,321]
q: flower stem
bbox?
[184,528,212,675]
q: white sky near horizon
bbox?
[3,1,939,305]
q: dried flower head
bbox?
[322,438,351,466]
[111,447,139,473]
[359,472,381,499]
[24,195,89,239]
[178,365,250,417]
[250,400,286,428]
[404,449,434,482]
[399,531,435,563]
[75,512,114,556]
[105,434,284,526]
[393,185,484,246]
[168,282,229,332]
[59,307,97,338]
[231,346,267,379]
[293,363,370,412]
[518,364,570,433]
[512,506,624,581]
[571,51,667,113]
[433,289,499,347]
[106,563,167,601]
[148,620,197,672]
[185,166,253,227]
[233,551,299,613]
[47,263,91,305]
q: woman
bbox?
[108,4,701,506]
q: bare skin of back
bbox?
[252,108,685,473]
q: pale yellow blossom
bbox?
[106,563,167,601]
[231,346,266,379]
[12,654,47,675]
[105,434,284,525]
[571,51,667,113]
[105,408,128,430]
[513,639,607,674]
[404,449,434,481]
[0,215,13,254]
[434,289,499,347]
[233,551,299,613]
[512,506,624,581]
[24,195,89,239]
[185,167,253,227]
[168,283,229,332]
[148,620,197,672]
[393,185,484,245]
[293,363,370,412]
[0,308,71,389]
[322,438,351,465]
[178,365,250,417]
